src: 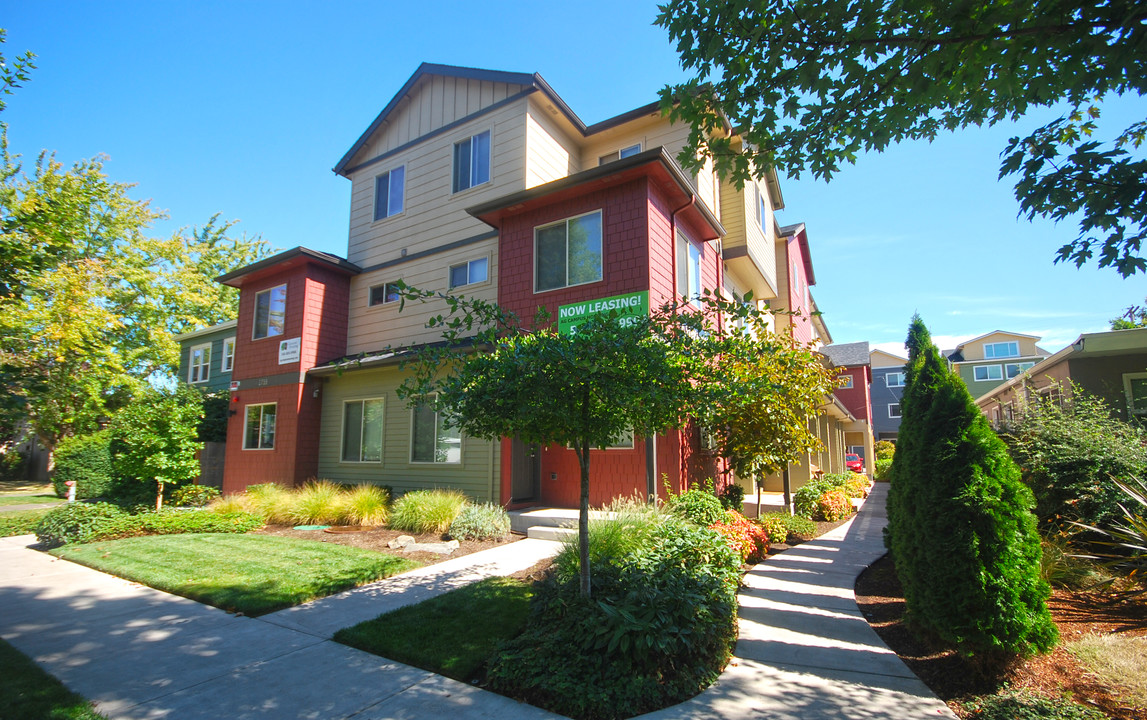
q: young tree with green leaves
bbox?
[111,384,204,511]
[655,1,1147,276]
[395,286,833,597]
[887,315,1057,662]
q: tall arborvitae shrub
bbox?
[886,315,1057,661]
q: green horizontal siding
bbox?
[316,365,500,503]
[178,330,236,393]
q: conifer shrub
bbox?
[886,315,1058,662]
[52,431,116,499]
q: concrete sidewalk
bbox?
[1,485,956,720]
[638,483,956,719]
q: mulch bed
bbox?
[855,553,1147,720]
[255,524,521,566]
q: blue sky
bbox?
[5,1,1143,357]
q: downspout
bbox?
[666,196,695,497]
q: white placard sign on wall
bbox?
[278,337,301,364]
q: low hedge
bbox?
[35,503,263,548]
[758,512,817,544]
[35,502,126,547]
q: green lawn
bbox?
[335,576,533,682]
[0,638,107,720]
[0,494,64,507]
[0,509,50,537]
[52,534,421,616]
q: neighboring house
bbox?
[175,320,238,393]
[215,63,852,507]
[946,331,1050,395]
[977,327,1147,423]
[820,341,875,470]
[869,348,908,441]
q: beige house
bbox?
[946,330,1049,395]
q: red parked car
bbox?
[845,453,864,474]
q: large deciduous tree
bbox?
[656,0,1147,276]
[394,287,833,597]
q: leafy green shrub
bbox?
[709,509,769,563]
[289,480,344,525]
[0,448,28,483]
[448,502,510,540]
[961,689,1105,720]
[0,508,50,537]
[816,489,853,522]
[35,502,126,548]
[666,488,725,526]
[793,475,853,519]
[341,484,389,526]
[197,391,230,443]
[717,483,744,512]
[389,489,467,534]
[843,473,870,498]
[110,384,204,511]
[52,431,115,499]
[874,456,894,482]
[487,517,739,720]
[171,484,220,507]
[1000,389,1147,532]
[874,440,895,461]
[758,512,818,543]
[95,508,264,540]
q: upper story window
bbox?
[886,372,905,388]
[369,282,402,306]
[757,184,768,232]
[839,374,854,389]
[599,143,642,165]
[189,343,211,384]
[453,130,491,193]
[1005,361,1036,379]
[373,165,405,221]
[983,341,1020,359]
[678,230,702,306]
[974,364,1004,382]
[253,284,287,340]
[535,210,603,293]
[450,257,488,289]
[221,337,235,373]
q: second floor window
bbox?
[839,374,854,389]
[599,143,641,165]
[373,166,405,221]
[253,284,286,340]
[453,130,491,193]
[984,341,1020,359]
[222,337,235,373]
[1005,361,1035,379]
[974,364,1004,382]
[369,282,402,306]
[189,343,210,383]
[535,210,603,292]
[678,230,702,306]
[886,372,905,388]
[450,258,488,288]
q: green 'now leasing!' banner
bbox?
[557,290,649,335]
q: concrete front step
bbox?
[526,526,576,541]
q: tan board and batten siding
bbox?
[317,365,500,502]
[525,96,582,186]
[961,332,1041,361]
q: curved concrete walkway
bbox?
[0,485,955,719]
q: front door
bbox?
[510,437,540,503]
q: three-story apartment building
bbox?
[216,63,847,507]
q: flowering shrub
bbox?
[844,474,870,499]
[816,490,853,523]
[709,509,769,563]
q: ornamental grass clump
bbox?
[289,480,345,525]
[340,484,389,526]
[448,502,510,540]
[243,483,293,524]
[389,489,467,534]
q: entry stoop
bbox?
[508,507,580,535]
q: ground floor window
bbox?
[888,403,901,418]
[411,397,461,463]
[1125,372,1147,416]
[244,403,277,450]
[342,398,384,462]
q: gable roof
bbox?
[954,329,1040,351]
[822,341,871,367]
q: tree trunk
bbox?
[578,386,592,598]
[156,480,164,512]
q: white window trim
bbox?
[839,375,854,389]
[372,165,405,222]
[888,403,901,418]
[448,256,491,289]
[188,343,211,384]
[409,394,463,465]
[368,281,402,307]
[533,209,604,294]
[252,283,287,341]
[973,364,1004,382]
[451,129,492,194]
[221,337,235,373]
[1005,361,1036,379]
[340,397,385,464]
[243,403,277,450]
[1124,372,1147,415]
[983,341,1020,359]
[679,229,703,307]
[886,372,905,388]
